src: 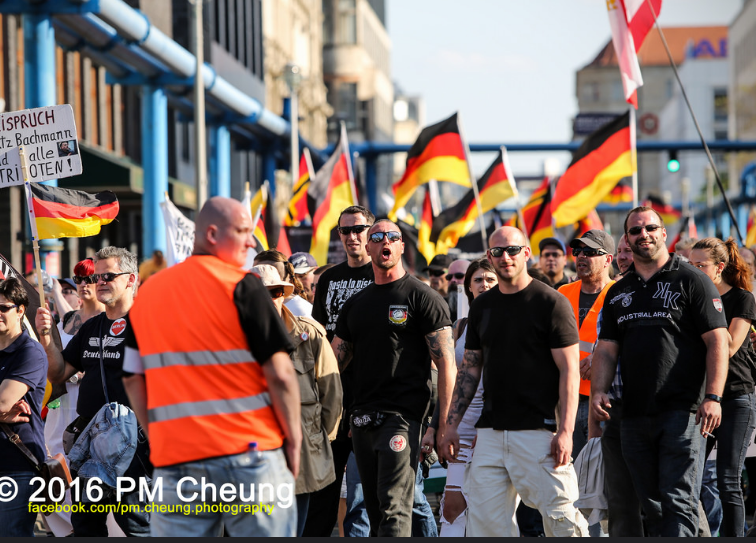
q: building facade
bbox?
[730,0,756,188]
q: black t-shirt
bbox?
[0,331,47,472]
[721,287,756,399]
[312,261,374,342]
[466,279,579,432]
[335,273,450,422]
[63,312,133,420]
[579,290,601,327]
[599,254,728,417]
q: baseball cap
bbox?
[570,230,615,255]
[251,264,295,297]
[423,254,454,272]
[289,252,318,275]
[539,237,566,254]
[60,278,77,290]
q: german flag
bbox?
[552,111,635,227]
[308,124,357,265]
[389,112,471,220]
[669,215,699,250]
[643,194,681,224]
[506,177,554,256]
[431,148,518,254]
[29,184,118,240]
[603,178,633,204]
[285,150,313,226]
[417,188,436,265]
[746,208,756,248]
[246,182,270,251]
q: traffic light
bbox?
[667,150,680,173]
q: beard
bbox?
[631,237,665,260]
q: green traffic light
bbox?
[667,159,680,173]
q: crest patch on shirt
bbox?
[388,305,408,325]
[110,318,126,336]
[713,298,723,313]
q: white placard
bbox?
[160,196,195,267]
[0,104,82,187]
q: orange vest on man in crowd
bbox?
[558,280,615,397]
[129,255,285,468]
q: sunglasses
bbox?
[338,225,370,236]
[488,246,525,258]
[0,304,18,313]
[73,275,96,285]
[627,224,662,236]
[90,272,131,283]
[369,231,402,243]
[572,247,607,257]
[445,272,466,281]
[429,269,446,277]
[269,287,286,299]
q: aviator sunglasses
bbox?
[488,246,525,258]
[369,231,402,243]
[627,224,662,236]
[338,225,370,236]
[572,247,607,257]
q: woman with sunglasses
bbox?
[689,238,756,537]
[254,250,313,317]
[422,258,498,537]
[43,259,107,537]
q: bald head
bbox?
[489,226,528,248]
[194,196,255,266]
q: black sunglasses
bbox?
[73,275,96,285]
[338,225,370,236]
[269,287,286,299]
[0,303,18,313]
[369,231,402,243]
[572,247,607,257]
[627,224,662,236]
[428,269,446,277]
[90,272,131,283]
[488,246,525,258]
[445,272,466,281]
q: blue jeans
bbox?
[700,459,723,536]
[706,392,756,537]
[412,464,438,537]
[0,471,36,537]
[621,410,701,537]
[151,447,297,537]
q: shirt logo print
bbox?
[89,336,125,348]
[653,282,681,310]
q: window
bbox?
[581,82,599,103]
[714,88,728,122]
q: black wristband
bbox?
[704,394,722,403]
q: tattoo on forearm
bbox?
[335,340,353,372]
[425,327,454,364]
[66,312,83,335]
[446,349,482,426]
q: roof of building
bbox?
[584,26,728,69]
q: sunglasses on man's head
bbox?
[369,231,402,244]
[572,247,607,257]
[445,272,465,281]
[0,304,18,313]
[488,246,525,258]
[338,225,370,236]
[90,272,131,283]
[627,224,662,236]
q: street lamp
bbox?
[283,62,303,187]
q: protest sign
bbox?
[160,195,195,266]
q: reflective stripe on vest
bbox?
[142,349,255,370]
[579,340,595,354]
[148,391,271,424]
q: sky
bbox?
[387,0,745,179]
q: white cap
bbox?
[251,264,294,297]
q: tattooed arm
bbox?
[438,347,482,463]
[330,335,354,372]
[425,327,456,438]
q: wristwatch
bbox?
[704,394,722,403]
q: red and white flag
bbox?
[624,0,662,52]
[607,0,643,108]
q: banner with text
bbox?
[160,196,195,266]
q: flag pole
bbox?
[629,107,639,208]
[303,147,315,179]
[19,146,47,314]
[501,146,528,240]
[457,112,488,251]
[645,0,743,244]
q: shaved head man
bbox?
[194,196,257,267]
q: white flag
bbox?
[160,196,195,266]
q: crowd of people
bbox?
[3,199,756,537]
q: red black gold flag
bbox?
[28,184,118,239]
[643,194,681,224]
[248,183,270,251]
[417,189,435,265]
[603,178,633,204]
[506,177,554,256]
[285,150,313,226]
[552,111,635,227]
[389,112,471,220]
[308,124,356,265]
[431,149,518,254]
[747,208,756,248]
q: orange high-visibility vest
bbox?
[558,280,615,397]
[129,255,284,468]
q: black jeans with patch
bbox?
[350,413,421,537]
